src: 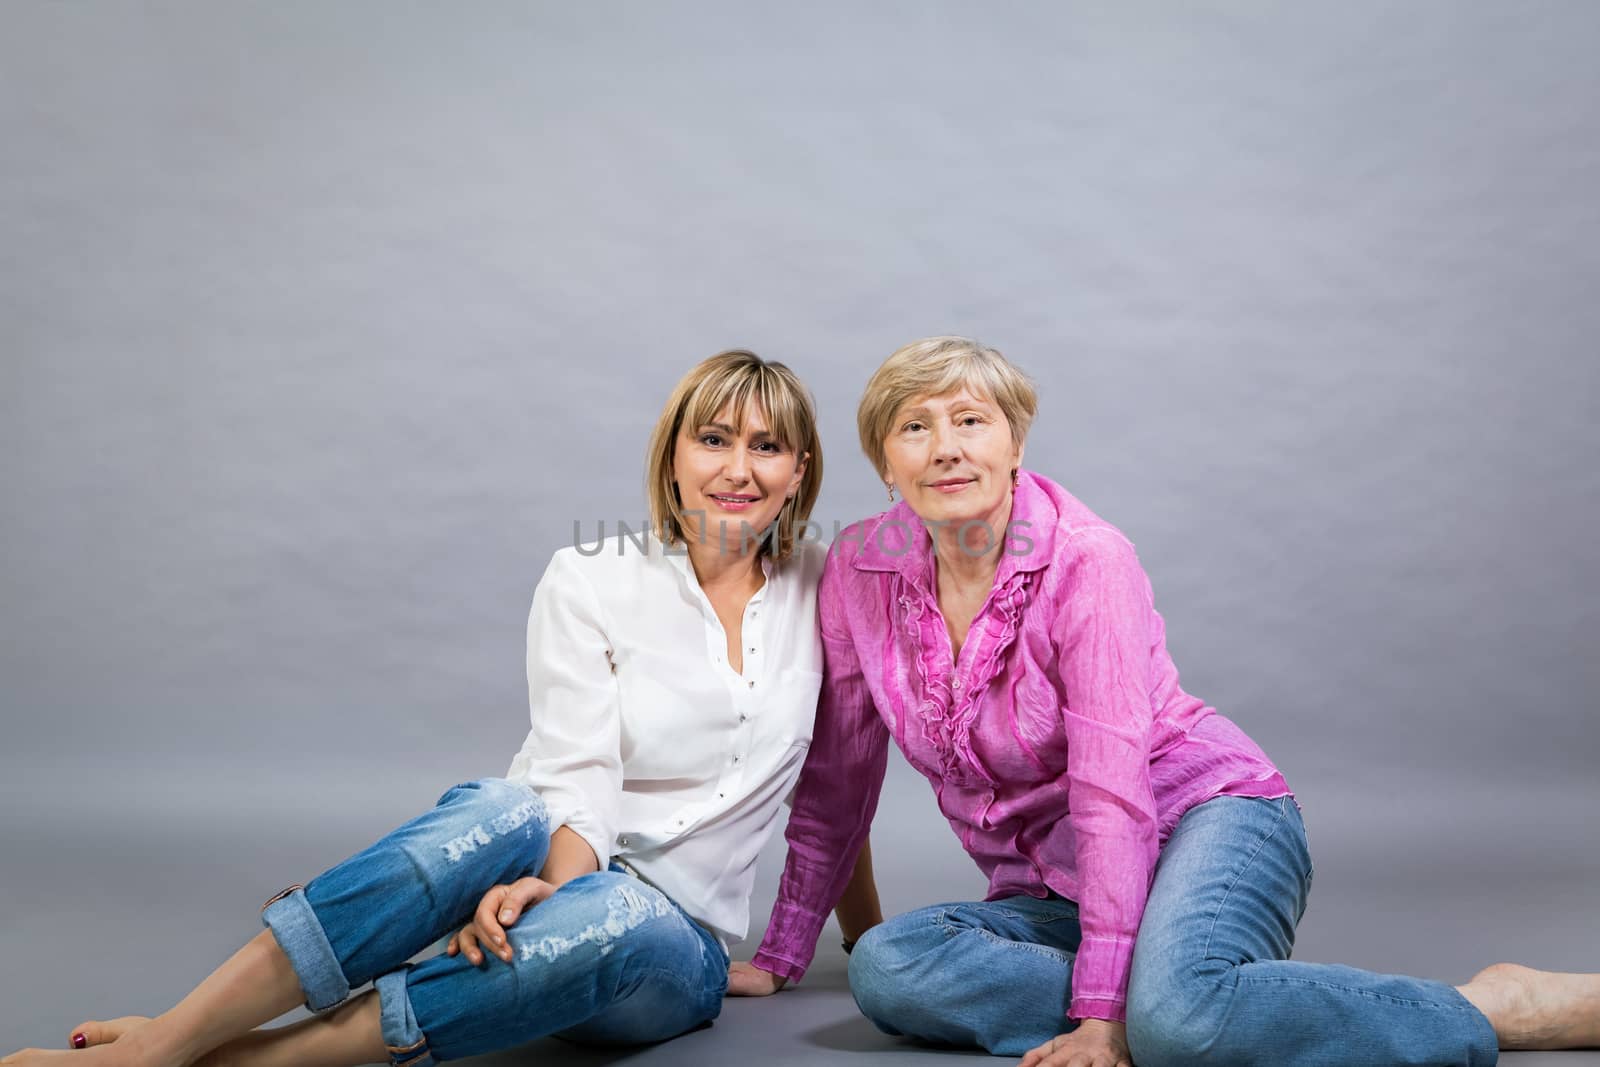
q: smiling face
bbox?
[881,386,1024,535]
[672,403,807,554]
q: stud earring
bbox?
[886,483,896,502]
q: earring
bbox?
[886,483,896,502]
[1010,468,1019,487]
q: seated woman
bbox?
[3,350,839,1067]
[730,337,1600,1067]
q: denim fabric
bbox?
[848,891,1086,1053]
[848,796,1500,1066]
[261,777,727,1066]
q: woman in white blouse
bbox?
[5,351,859,1067]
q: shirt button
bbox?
[733,755,741,763]
[718,791,726,799]
[618,835,629,847]
[953,679,963,691]
[748,680,756,689]
[748,647,756,654]
[739,713,747,722]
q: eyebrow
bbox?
[698,422,777,440]
[898,395,991,419]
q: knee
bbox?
[1125,960,1235,1067]
[436,777,550,834]
[510,872,680,971]
[847,920,926,1035]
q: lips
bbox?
[927,478,975,493]
[708,493,761,510]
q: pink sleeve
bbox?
[751,551,889,982]
[1052,529,1162,1022]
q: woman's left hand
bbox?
[1018,1019,1132,1067]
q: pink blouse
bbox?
[751,471,1292,1022]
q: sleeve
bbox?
[750,549,890,982]
[504,549,623,874]
[1052,529,1162,1023]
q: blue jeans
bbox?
[848,795,1500,1066]
[260,778,728,1066]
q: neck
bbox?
[929,487,1013,587]
[685,536,764,591]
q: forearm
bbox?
[538,824,602,886]
[832,836,884,943]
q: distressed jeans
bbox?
[260,778,727,1066]
[848,795,1499,1066]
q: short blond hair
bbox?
[645,350,823,562]
[857,337,1037,478]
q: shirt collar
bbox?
[655,530,774,598]
[849,469,1058,589]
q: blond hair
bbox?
[645,350,822,561]
[857,337,1037,478]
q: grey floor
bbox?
[3,760,1597,1065]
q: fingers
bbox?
[499,877,556,928]
[456,923,490,966]
[473,886,514,962]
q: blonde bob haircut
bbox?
[858,336,1038,478]
[646,350,823,562]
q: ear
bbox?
[1013,438,1026,473]
[787,450,809,498]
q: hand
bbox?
[1018,1019,1132,1067]
[445,877,557,965]
[726,960,789,996]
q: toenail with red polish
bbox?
[71,1034,87,1049]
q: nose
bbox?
[724,446,752,484]
[928,421,960,465]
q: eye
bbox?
[959,414,984,427]
[754,440,782,454]
[902,420,926,433]
[699,433,725,447]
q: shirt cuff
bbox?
[539,795,609,875]
[751,899,828,983]
[750,949,808,984]
[1068,936,1135,1022]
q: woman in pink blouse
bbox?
[729,337,1599,1067]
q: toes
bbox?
[67,1017,151,1049]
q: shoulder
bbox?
[1020,472,1139,566]
[779,536,830,588]
[536,531,659,605]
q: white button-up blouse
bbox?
[505,531,826,949]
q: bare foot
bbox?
[65,1019,151,1050]
[2,1047,132,1066]
[1459,962,1600,1050]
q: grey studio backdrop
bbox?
[2,2,1597,1062]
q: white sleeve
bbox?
[504,549,621,872]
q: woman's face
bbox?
[881,386,1023,534]
[672,403,806,552]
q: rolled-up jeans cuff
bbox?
[375,970,434,1067]
[260,884,350,1012]
[1444,983,1503,1066]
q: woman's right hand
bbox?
[726,961,788,996]
[445,877,557,965]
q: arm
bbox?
[452,551,619,966]
[833,836,884,945]
[1053,529,1162,1024]
[505,550,623,875]
[749,551,891,983]
[538,824,602,887]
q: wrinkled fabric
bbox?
[752,471,1291,1021]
